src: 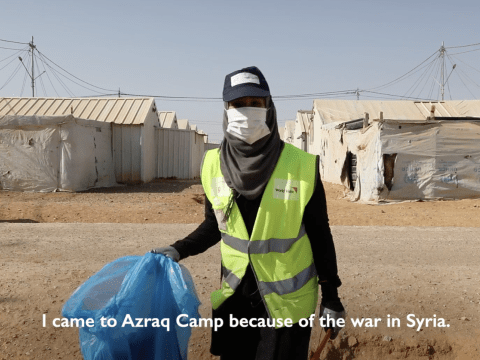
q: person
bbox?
[152,66,345,360]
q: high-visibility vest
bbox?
[201,143,318,327]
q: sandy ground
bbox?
[1,180,480,360]
[1,179,479,227]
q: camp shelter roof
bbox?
[414,100,480,118]
[296,110,313,133]
[0,114,112,129]
[313,99,480,124]
[190,124,198,132]
[177,119,190,130]
[314,100,424,124]
[158,111,177,128]
[0,97,157,125]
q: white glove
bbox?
[320,305,345,340]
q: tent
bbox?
[312,100,480,202]
[283,121,295,145]
[0,115,116,192]
[293,110,313,152]
[0,97,160,185]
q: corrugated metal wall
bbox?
[112,125,142,184]
[156,128,206,179]
[156,128,191,178]
[112,126,211,183]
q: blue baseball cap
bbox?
[223,66,270,102]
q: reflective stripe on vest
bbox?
[222,258,316,296]
[221,265,242,290]
[258,263,317,296]
[221,224,307,254]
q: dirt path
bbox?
[1,180,480,227]
[1,223,479,360]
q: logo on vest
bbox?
[273,179,300,200]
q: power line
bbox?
[37,52,59,97]
[119,89,358,102]
[0,60,23,91]
[454,64,480,89]
[36,49,117,92]
[445,52,479,98]
[418,55,442,99]
[35,52,110,95]
[0,46,29,63]
[450,54,480,74]
[453,69,476,98]
[20,53,30,96]
[362,90,436,101]
[448,47,480,56]
[428,57,442,100]
[403,54,440,99]
[365,50,439,91]
[274,93,358,102]
[445,42,480,49]
[0,45,25,51]
[273,90,357,98]
[121,92,221,100]
[38,55,75,97]
[77,93,119,98]
[35,53,47,96]
[0,38,29,45]
[0,51,26,72]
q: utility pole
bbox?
[30,37,35,97]
[440,41,445,101]
[356,88,360,100]
[18,37,45,97]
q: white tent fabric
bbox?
[380,121,480,201]
[318,120,480,202]
[0,115,117,192]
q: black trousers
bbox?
[210,289,312,360]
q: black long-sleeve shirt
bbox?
[171,159,343,309]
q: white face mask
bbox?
[225,107,270,144]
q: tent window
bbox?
[383,153,397,191]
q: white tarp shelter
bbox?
[283,121,295,145]
[312,100,480,202]
[0,97,160,185]
[0,115,116,192]
[293,110,313,152]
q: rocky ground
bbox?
[1,180,479,360]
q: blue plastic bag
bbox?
[62,253,201,360]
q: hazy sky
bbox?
[1,0,479,141]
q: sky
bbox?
[1,0,479,142]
